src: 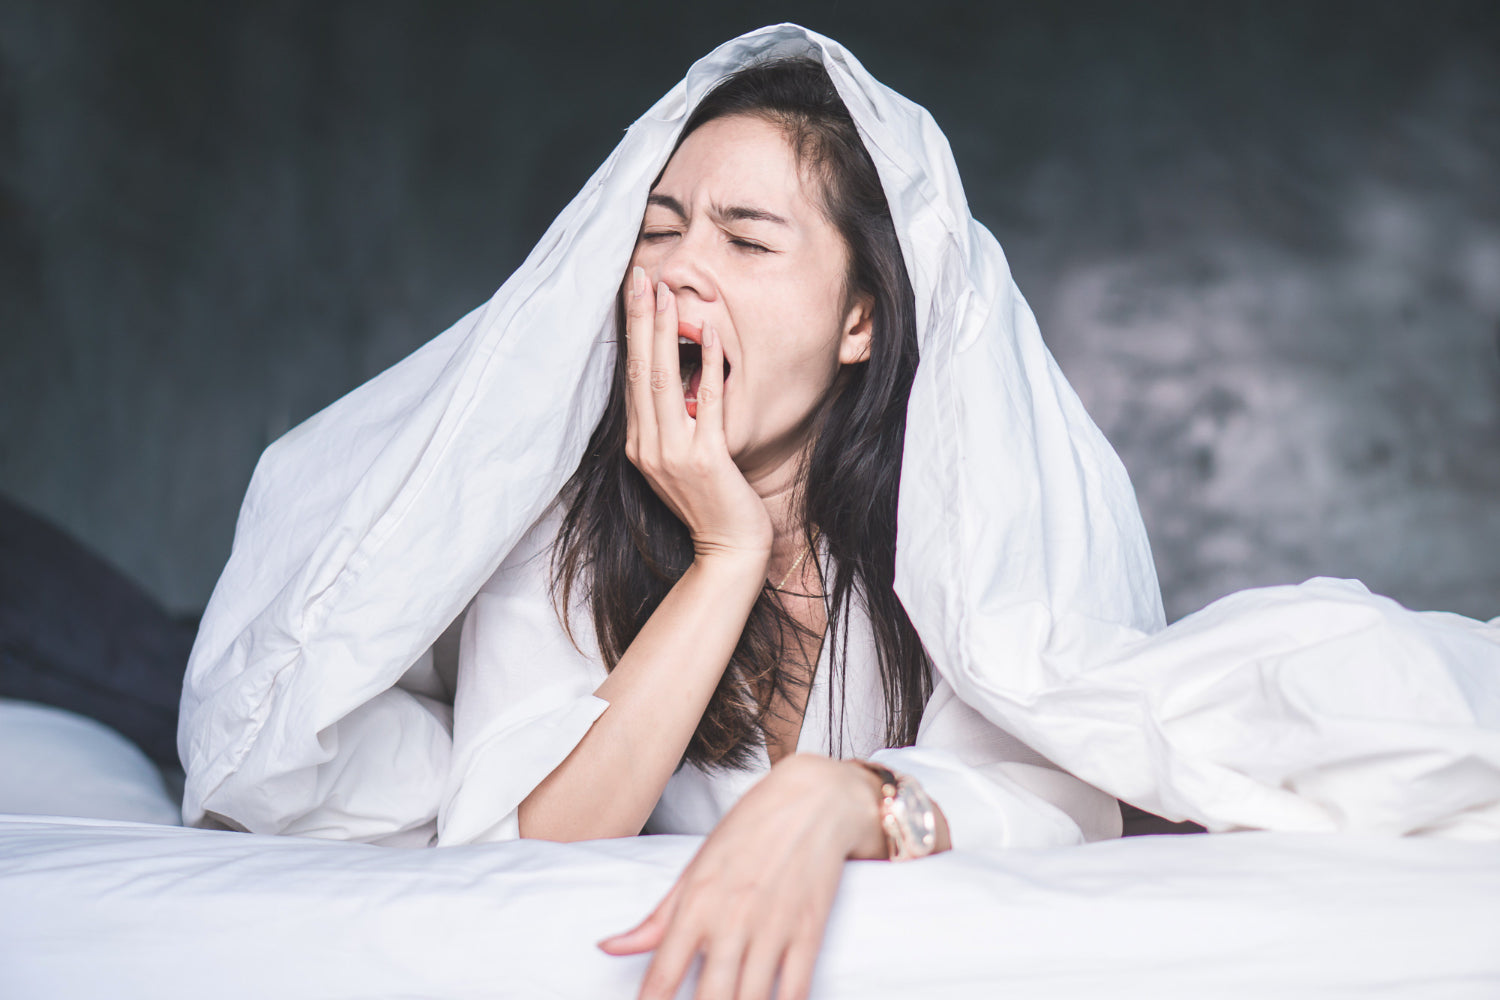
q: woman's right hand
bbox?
[521,269,773,841]
[623,266,773,569]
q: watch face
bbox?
[892,778,938,859]
[880,775,938,860]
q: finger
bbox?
[596,913,666,956]
[773,942,821,1000]
[637,921,701,1000]
[650,280,688,438]
[624,265,656,446]
[693,934,746,1000]
[692,323,725,446]
[598,881,682,956]
[730,938,786,1000]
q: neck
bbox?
[742,445,812,581]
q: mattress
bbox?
[2,814,1496,999]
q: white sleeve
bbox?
[436,511,609,846]
[871,678,1122,851]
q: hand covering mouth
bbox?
[677,327,730,402]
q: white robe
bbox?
[280,501,1114,848]
[441,505,1114,848]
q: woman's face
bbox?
[628,113,872,481]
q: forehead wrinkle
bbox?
[710,201,790,228]
[646,190,791,231]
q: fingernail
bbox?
[704,324,716,349]
[656,282,671,313]
[631,266,645,299]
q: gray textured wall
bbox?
[2,1,1497,622]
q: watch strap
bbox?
[857,760,938,861]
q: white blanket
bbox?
[974,577,1500,837]
[1,814,1496,999]
[176,22,1165,841]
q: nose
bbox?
[653,226,718,304]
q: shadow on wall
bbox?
[1043,197,1500,620]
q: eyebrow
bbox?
[646,193,789,228]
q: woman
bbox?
[180,25,1164,1000]
[518,57,1123,997]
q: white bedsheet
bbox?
[2,814,1496,999]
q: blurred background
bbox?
[2,0,1497,628]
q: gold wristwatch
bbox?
[857,761,938,861]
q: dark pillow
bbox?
[1121,802,1207,836]
[0,493,194,768]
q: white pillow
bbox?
[0,699,181,826]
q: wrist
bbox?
[838,759,892,861]
[764,755,886,860]
[691,543,772,583]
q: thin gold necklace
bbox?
[770,526,820,592]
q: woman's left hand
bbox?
[598,755,889,1000]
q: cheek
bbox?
[751,289,848,375]
[626,243,661,280]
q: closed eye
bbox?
[638,228,771,253]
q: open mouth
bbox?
[677,336,730,415]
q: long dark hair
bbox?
[552,57,931,770]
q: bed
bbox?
[1,699,1497,999]
[2,810,1497,999]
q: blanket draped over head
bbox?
[180,24,1500,842]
